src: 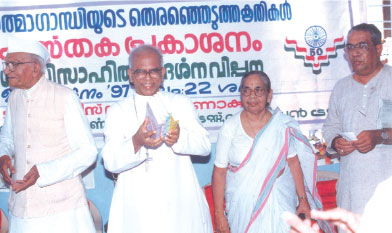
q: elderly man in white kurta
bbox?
[101,45,213,233]
[323,23,392,218]
[0,38,97,233]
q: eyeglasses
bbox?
[241,87,267,96]
[345,42,376,52]
[2,61,35,71]
[132,68,162,79]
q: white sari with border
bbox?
[225,109,335,233]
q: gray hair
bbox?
[240,70,271,92]
[128,45,163,69]
[348,23,382,45]
[29,53,46,74]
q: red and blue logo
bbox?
[284,25,345,74]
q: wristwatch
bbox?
[381,129,389,144]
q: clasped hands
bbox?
[133,117,180,151]
[0,155,40,193]
[334,130,381,156]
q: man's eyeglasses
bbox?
[2,61,35,71]
[241,87,267,97]
[345,42,376,52]
[132,68,162,79]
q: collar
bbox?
[23,75,45,99]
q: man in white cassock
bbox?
[101,45,213,233]
[0,38,97,233]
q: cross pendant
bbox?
[145,149,153,172]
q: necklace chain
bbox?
[245,111,270,137]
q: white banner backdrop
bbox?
[0,0,352,145]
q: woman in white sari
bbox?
[212,71,334,233]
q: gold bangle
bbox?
[298,195,307,200]
[214,210,225,214]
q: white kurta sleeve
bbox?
[322,87,342,153]
[170,95,211,156]
[101,102,147,173]
[214,120,232,168]
[359,177,392,232]
[0,104,15,157]
[36,92,98,187]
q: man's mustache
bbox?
[5,75,15,80]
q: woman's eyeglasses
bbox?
[240,87,267,96]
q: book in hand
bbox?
[378,99,392,128]
[163,114,179,137]
[145,103,164,139]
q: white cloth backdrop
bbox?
[0,0,354,190]
[0,0,353,143]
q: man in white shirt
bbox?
[0,38,97,233]
[101,45,213,233]
[322,23,392,217]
